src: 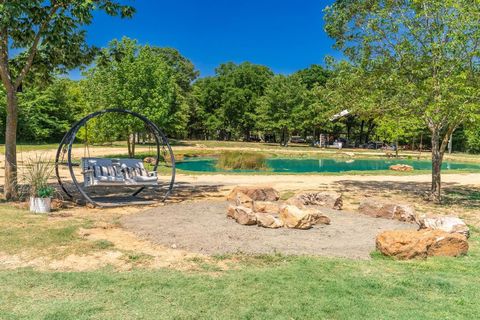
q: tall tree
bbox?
[294,64,331,90]
[82,38,185,156]
[0,0,134,199]
[325,0,480,202]
[258,75,308,145]
[217,62,273,140]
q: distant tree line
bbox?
[1,36,479,156]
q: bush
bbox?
[217,151,267,170]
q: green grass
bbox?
[216,151,267,170]
[0,206,104,258]
[1,246,480,319]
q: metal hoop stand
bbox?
[55,109,175,207]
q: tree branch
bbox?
[14,4,60,88]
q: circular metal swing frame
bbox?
[55,108,175,207]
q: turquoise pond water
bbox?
[175,157,480,173]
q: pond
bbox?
[175,157,480,173]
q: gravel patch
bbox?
[122,200,416,259]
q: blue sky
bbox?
[71,0,339,79]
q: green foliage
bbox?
[0,79,83,143]
[257,75,308,144]
[37,186,55,198]
[217,151,267,170]
[82,37,193,146]
[464,115,480,154]
[189,62,274,139]
[293,64,331,90]
[324,0,480,199]
[0,0,134,84]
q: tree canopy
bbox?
[324,0,480,201]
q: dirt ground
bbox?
[122,200,416,259]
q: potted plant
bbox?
[29,186,55,213]
[23,154,55,213]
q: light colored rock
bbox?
[227,205,236,219]
[284,197,306,209]
[309,209,331,225]
[143,157,157,164]
[232,206,257,225]
[358,199,417,223]
[389,164,414,171]
[256,212,284,229]
[254,201,280,214]
[289,191,343,210]
[279,205,317,229]
[227,186,280,202]
[419,216,470,238]
[376,229,468,259]
[234,192,254,209]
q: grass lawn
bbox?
[0,204,479,319]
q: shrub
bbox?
[217,151,267,170]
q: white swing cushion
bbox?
[82,158,158,187]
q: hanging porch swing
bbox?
[55,109,175,207]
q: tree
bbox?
[257,75,308,145]
[189,77,223,139]
[217,62,273,140]
[82,38,185,157]
[294,64,331,90]
[0,0,134,199]
[325,0,480,202]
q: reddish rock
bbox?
[376,229,468,259]
[227,186,280,202]
[144,157,157,164]
[358,199,417,222]
[389,164,414,171]
[289,191,343,210]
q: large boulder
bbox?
[358,199,417,222]
[419,216,470,238]
[289,191,343,210]
[228,206,257,225]
[254,201,280,214]
[376,229,468,259]
[256,212,284,229]
[278,205,330,229]
[279,205,315,229]
[389,164,414,172]
[227,186,280,202]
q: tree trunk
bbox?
[430,130,443,203]
[127,133,136,158]
[4,87,18,200]
[395,139,399,158]
[359,120,365,146]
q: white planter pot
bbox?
[29,197,52,214]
